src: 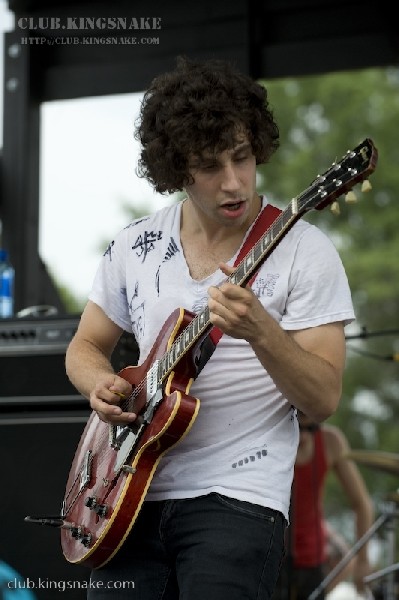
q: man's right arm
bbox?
[65,300,135,423]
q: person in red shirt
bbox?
[273,412,374,599]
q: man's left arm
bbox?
[250,317,346,422]
[208,265,346,422]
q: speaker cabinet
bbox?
[0,418,90,599]
[0,316,139,598]
[0,315,139,399]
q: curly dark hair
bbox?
[135,56,280,194]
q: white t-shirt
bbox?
[89,197,355,519]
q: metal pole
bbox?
[307,513,390,600]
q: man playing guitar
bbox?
[65,56,357,599]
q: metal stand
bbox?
[307,501,399,600]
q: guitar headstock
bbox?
[302,138,378,214]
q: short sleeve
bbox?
[281,225,355,330]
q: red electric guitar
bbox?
[30,139,378,569]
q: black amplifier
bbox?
[0,316,139,596]
[0,315,139,420]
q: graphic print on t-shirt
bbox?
[253,273,280,298]
[155,236,180,294]
[132,229,163,262]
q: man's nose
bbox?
[220,162,240,191]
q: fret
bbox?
[198,312,204,327]
[191,318,198,339]
[160,355,167,378]
[229,272,238,286]
[171,343,177,364]
[261,232,270,252]
[281,207,293,227]
[196,315,202,334]
[233,264,244,284]
[297,196,306,212]
[191,313,208,342]
[253,241,262,262]
[245,253,254,272]
[173,343,179,364]
[271,218,280,238]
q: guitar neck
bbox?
[230,201,300,288]
[158,137,378,385]
[158,200,301,383]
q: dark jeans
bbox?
[88,493,286,600]
[272,563,326,600]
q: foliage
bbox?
[258,68,399,535]
[57,282,86,314]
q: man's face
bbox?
[185,136,258,228]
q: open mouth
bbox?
[222,200,245,211]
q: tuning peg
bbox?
[345,190,357,203]
[330,201,340,215]
[361,179,372,192]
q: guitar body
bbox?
[61,308,201,569]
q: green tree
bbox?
[258,68,399,530]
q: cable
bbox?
[345,328,399,340]
[347,346,399,362]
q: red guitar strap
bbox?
[209,203,282,345]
